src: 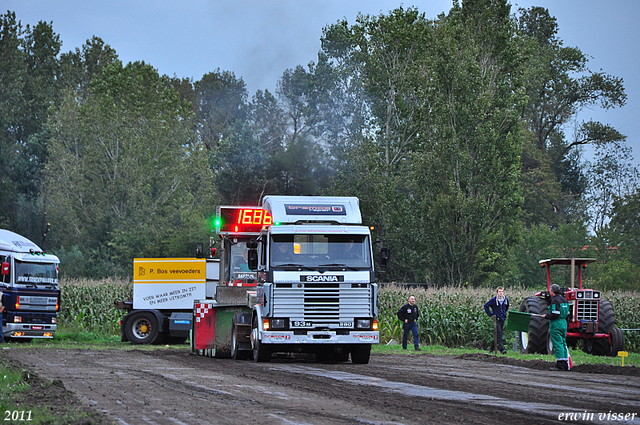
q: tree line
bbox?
[1,1,638,288]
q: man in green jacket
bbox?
[544,284,571,371]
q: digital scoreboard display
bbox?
[216,207,273,234]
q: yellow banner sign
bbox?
[133,258,206,283]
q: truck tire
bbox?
[232,315,252,360]
[517,297,549,354]
[315,347,348,363]
[251,319,271,362]
[587,299,616,356]
[125,312,162,345]
[351,344,371,364]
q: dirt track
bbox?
[3,347,640,425]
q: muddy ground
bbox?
[2,346,640,425]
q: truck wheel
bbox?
[232,316,251,360]
[351,344,371,364]
[589,299,616,356]
[609,327,625,357]
[517,297,549,354]
[251,319,271,362]
[334,348,350,363]
[125,312,162,344]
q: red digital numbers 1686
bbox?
[238,209,272,225]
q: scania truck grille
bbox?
[273,283,372,325]
[576,300,598,321]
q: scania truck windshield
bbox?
[270,233,371,270]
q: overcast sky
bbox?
[5,0,640,168]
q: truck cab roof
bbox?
[263,196,362,225]
[0,229,59,262]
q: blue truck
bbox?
[0,229,60,341]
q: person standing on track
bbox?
[484,287,510,354]
[543,284,571,371]
[397,295,421,351]
[0,289,5,343]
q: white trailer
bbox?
[116,257,219,344]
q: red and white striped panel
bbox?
[194,303,213,323]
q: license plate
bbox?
[32,326,43,330]
[291,320,312,328]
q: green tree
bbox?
[266,135,330,196]
[409,0,525,286]
[0,13,63,243]
[587,188,640,290]
[249,89,287,154]
[58,36,118,97]
[320,7,436,281]
[507,223,593,288]
[585,143,639,233]
[321,7,431,174]
[195,69,248,151]
[516,6,626,225]
[320,1,525,285]
[46,61,215,276]
[609,190,640,266]
[0,11,27,229]
[212,122,269,205]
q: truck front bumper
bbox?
[261,330,378,345]
[4,322,57,338]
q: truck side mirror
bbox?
[246,239,259,271]
[379,247,390,271]
[195,243,204,258]
[247,250,258,271]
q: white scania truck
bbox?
[192,196,388,364]
[0,229,60,340]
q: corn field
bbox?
[57,279,640,351]
[59,278,133,335]
[379,284,640,352]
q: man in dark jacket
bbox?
[397,296,421,351]
[484,287,509,354]
[543,284,571,371]
[0,290,5,343]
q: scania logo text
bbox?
[301,275,344,282]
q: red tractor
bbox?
[517,258,625,356]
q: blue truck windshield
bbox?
[15,260,58,285]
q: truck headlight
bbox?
[51,317,57,324]
[271,319,285,329]
[14,316,22,323]
[356,319,371,329]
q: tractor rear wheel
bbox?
[517,297,549,354]
[586,299,617,356]
[610,327,625,357]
